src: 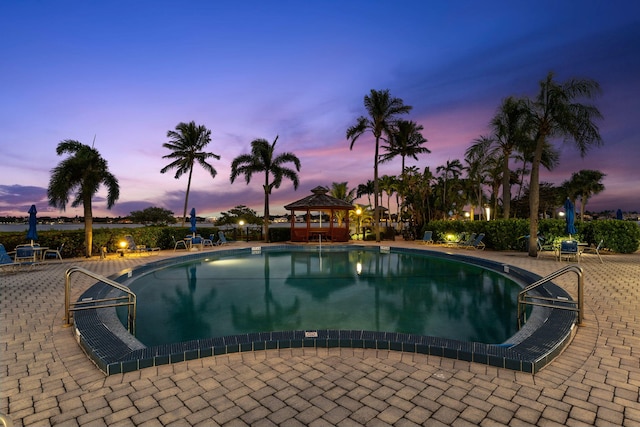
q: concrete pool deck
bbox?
[1,241,638,426]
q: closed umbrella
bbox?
[564,198,576,237]
[616,209,623,220]
[26,205,38,245]
[189,208,197,234]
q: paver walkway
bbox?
[1,241,639,426]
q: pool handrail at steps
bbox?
[64,266,137,334]
[517,264,584,329]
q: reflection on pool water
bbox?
[120,246,521,346]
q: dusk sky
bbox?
[2,1,639,221]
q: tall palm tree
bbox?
[329,182,357,226]
[488,96,532,218]
[436,159,463,218]
[525,72,603,256]
[161,121,220,226]
[464,137,492,219]
[347,89,412,242]
[48,140,120,257]
[380,120,429,218]
[230,136,301,241]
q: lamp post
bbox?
[239,220,246,242]
[355,208,362,240]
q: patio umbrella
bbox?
[189,208,197,234]
[26,204,38,245]
[564,198,576,237]
[616,209,623,220]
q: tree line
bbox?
[46,71,604,257]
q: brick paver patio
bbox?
[1,241,638,426]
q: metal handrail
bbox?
[64,266,136,334]
[517,265,583,329]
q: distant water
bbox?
[0,223,147,232]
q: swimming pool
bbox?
[73,245,578,375]
[123,247,521,346]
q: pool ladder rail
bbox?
[517,264,584,329]
[64,266,137,334]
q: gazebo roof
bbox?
[284,186,355,210]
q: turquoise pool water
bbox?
[120,247,521,346]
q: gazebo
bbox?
[284,186,355,242]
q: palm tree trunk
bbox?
[528,138,545,257]
[264,174,270,242]
[502,150,512,218]
[83,198,93,257]
[373,137,381,242]
[182,166,194,227]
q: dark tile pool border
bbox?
[72,245,578,375]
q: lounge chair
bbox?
[581,239,604,263]
[418,231,433,244]
[454,233,477,248]
[44,243,64,260]
[559,240,580,262]
[0,244,20,272]
[440,232,466,246]
[217,231,230,246]
[123,235,160,255]
[464,233,485,250]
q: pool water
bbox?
[120,247,521,347]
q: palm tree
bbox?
[524,72,603,256]
[380,120,430,174]
[329,182,357,226]
[488,96,533,218]
[357,180,375,206]
[563,169,606,220]
[48,140,120,257]
[380,120,429,218]
[160,121,220,226]
[230,136,301,241]
[347,89,412,241]
[436,159,463,218]
[464,137,492,219]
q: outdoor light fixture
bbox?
[356,262,362,275]
[119,240,127,256]
[485,206,491,221]
[355,208,362,240]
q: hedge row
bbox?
[2,219,638,258]
[424,219,640,253]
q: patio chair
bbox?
[190,235,204,250]
[9,244,39,268]
[559,240,580,262]
[172,236,188,251]
[44,243,64,260]
[581,239,604,263]
[123,235,160,255]
[418,231,433,244]
[464,233,485,250]
[0,244,20,272]
[202,235,215,248]
[536,237,558,259]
